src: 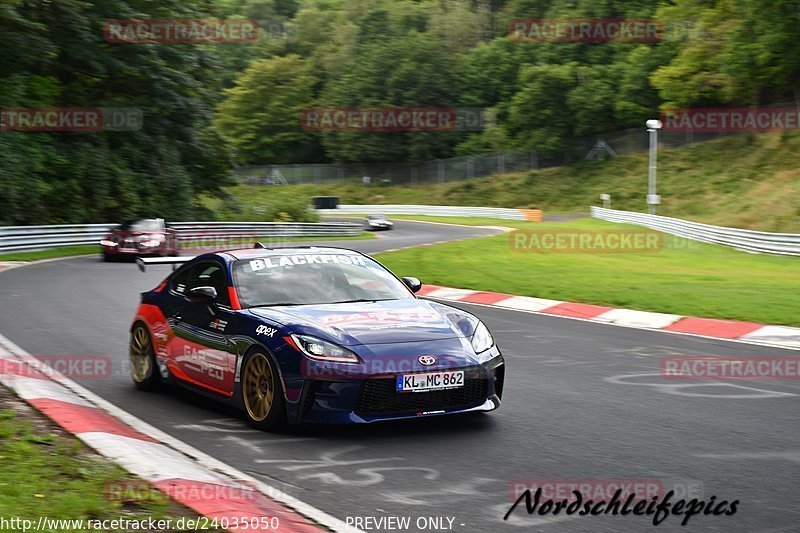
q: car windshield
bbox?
[119,219,162,232]
[368,215,387,220]
[232,253,413,307]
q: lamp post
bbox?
[646,119,662,215]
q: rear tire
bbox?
[129,324,159,391]
[241,351,287,431]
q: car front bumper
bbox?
[291,356,504,424]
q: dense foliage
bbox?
[0,0,233,224]
[2,0,798,223]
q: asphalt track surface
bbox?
[1,219,798,532]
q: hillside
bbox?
[217,131,800,232]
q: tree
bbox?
[215,54,320,164]
[507,63,577,155]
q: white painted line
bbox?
[594,308,683,329]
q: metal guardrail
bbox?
[0,221,362,253]
[591,206,800,256]
[318,205,543,221]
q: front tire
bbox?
[130,324,159,391]
[241,351,286,430]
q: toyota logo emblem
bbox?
[418,355,436,366]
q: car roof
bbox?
[221,246,365,260]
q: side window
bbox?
[171,262,231,307]
[171,266,192,296]
[186,262,231,307]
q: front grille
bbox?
[356,377,487,415]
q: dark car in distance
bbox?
[101,218,178,261]
[363,214,394,231]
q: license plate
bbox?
[396,371,464,393]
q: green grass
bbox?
[222,131,800,232]
[0,245,99,262]
[0,396,221,531]
[375,219,800,326]
[381,215,539,229]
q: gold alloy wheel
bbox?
[243,353,274,422]
[129,326,152,382]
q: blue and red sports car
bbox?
[131,246,504,430]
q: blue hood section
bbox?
[248,298,478,346]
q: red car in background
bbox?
[100,218,178,261]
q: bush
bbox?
[207,187,320,222]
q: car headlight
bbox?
[100,239,118,247]
[291,334,360,363]
[471,321,494,354]
[139,239,161,248]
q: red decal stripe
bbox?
[283,336,300,351]
[228,286,241,310]
[167,362,233,397]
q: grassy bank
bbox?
[0,246,99,262]
[0,388,220,531]
[220,131,800,232]
[375,218,800,326]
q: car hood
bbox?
[248,298,479,346]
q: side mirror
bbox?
[402,276,422,293]
[186,286,217,304]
